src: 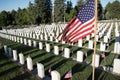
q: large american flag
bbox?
[57,0,95,43]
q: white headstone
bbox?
[4,45,8,54]
[113,59,120,74]
[36,34,39,40]
[51,70,60,80]
[37,63,45,78]
[78,39,83,47]
[45,34,48,41]
[64,48,70,58]
[19,53,24,65]
[55,39,59,42]
[14,36,17,42]
[50,36,53,41]
[33,34,36,39]
[92,54,100,67]
[100,42,106,51]
[13,50,18,61]
[54,46,59,55]
[17,37,20,43]
[104,36,108,43]
[28,40,32,46]
[62,41,65,44]
[39,42,43,50]
[77,51,83,62]
[24,38,27,45]
[114,42,120,54]
[33,41,37,47]
[46,43,50,52]
[20,38,23,44]
[86,35,90,40]
[40,35,43,40]
[88,40,93,49]
[30,33,32,38]
[27,56,33,71]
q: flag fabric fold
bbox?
[57,0,95,43]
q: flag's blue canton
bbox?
[77,0,95,23]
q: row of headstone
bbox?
[5,45,120,76]
[0,22,118,53]
[3,45,61,79]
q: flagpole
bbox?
[92,0,98,80]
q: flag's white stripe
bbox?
[66,17,95,39]
[68,19,95,40]
[65,19,81,36]
[71,25,94,42]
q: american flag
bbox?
[48,67,52,73]
[101,53,105,58]
[57,0,95,43]
[64,70,72,79]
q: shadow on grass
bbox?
[109,39,115,47]
[44,58,62,69]
[52,59,68,70]
[32,51,47,60]
[11,70,39,80]
[39,55,56,64]
[0,65,21,76]
[0,61,14,68]
[24,49,39,56]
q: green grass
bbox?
[0,49,39,80]
[0,37,120,80]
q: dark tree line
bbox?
[0,0,52,27]
[0,0,120,27]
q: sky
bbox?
[0,0,120,12]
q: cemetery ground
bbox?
[0,35,120,80]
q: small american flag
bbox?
[101,53,105,58]
[57,0,95,43]
[85,52,88,57]
[64,70,72,79]
[48,67,52,73]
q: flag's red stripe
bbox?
[71,30,94,42]
[64,21,82,38]
[70,25,94,42]
[57,17,77,41]
[66,18,95,40]
[63,19,94,42]
[69,25,94,41]
[68,20,95,40]
[70,24,94,39]
[62,19,80,39]
[64,19,82,36]
[62,17,77,35]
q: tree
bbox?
[34,0,52,24]
[104,2,111,19]
[66,0,72,14]
[54,0,65,23]
[105,1,120,19]
[11,10,17,25]
[65,8,76,22]
[97,0,103,20]
[0,11,10,26]
[27,2,36,24]
[44,0,52,23]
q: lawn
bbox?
[0,37,120,80]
